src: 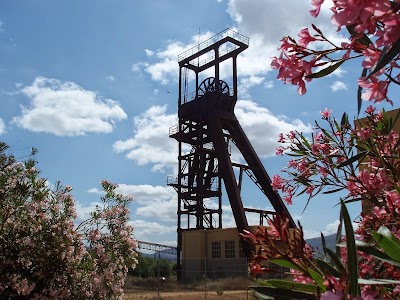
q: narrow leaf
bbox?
[340,112,349,127]
[321,233,326,253]
[336,209,343,257]
[252,286,318,300]
[300,134,311,150]
[269,259,303,273]
[368,37,400,78]
[324,247,347,275]
[306,60,345,79]
[264,280,320,294]
[346,25,372,47]
[372,228,400,262]
[358,68,368,115]
[358,278,400,285]
[316,259,341,278]
[337,150,368,168]
[341,200,360,296]
[308,268,326,292]
[323,187,345,194]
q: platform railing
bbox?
[178,28,249,62]
[188,43,241,68]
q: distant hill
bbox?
[139,250,176,261]
[306,234,337,254]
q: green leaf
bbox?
[336,209,343,257]
[300,134,311,150]
[252,286,318,300]
[340,112,349,127]
[321,128,334,141]
[358,278,400,285]
[324,247,347,275]
[316,258,341,278]
[337,150,368,168]
[307,268,326,292]
[321,233,326,253]
[346,25,372,47]
[264,280,320,294]
[372,227,400,263]
[368,37,400,78]
[356,243,400,268]
[322,187,345,194]
[269,259,303,273]
[341,200,360,296]
[306,60,345,79]
[357,68,368,115]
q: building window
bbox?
[211,241,221,259]
[225,240,235,259]
[239,240,246,258]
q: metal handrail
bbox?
[187,44,241,68]
[169,124,179,136]
[178,28,249,62]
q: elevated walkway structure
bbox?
[168,29,295,280]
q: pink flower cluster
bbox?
[272,0,399,104]
[0,144,137,299]
[270,107,400,297]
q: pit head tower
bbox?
[167,29,295,278]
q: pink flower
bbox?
[362,47,381,69]
[320,108,333,119]
[321,291,343,300]
[277,133,285,143]
[319,166,329,177]
[271,175,285,191]
[306,185,315,194]
[298,28,317,47]
[358,76,390,103]
[365,105,376,114]
[276,147,285,156]
[310,0,324,17]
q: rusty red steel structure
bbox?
[167,29,295,279]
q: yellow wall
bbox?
[182,226,262,260]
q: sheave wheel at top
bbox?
[197,77,229,96]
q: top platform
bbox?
[177,29,249,71]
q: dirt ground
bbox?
[124,290,251,300]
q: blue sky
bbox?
[1,0,397,245]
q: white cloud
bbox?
[74,201,102,224]
[114,101,310,173]
[13,77,127,136]
[145,49,154,56]
[117,184,176,204]
[133,32,214,85]
[129,220,175,240]
[131,62,149,72]
[0,118,5,134]
[106,75,115,81]
[238,75,265,98]
[264,80,274,89]
[113,105,178,172]
[235,100,311,158]
[153,89,159,95]
[132,1,346,97]
[87,188,104,195]
[303,219,358,239]
[331,81,348,92]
